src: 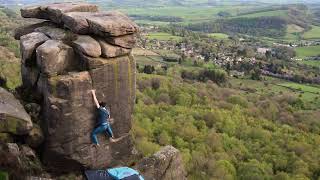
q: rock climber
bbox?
[91,89,117,146]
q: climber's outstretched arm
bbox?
[91,90,100,108]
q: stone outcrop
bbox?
[16,3,186,180]
[20,3,99,24]
[0,87,33,135]
[136,146,187,180]
[18,2,138,172]
[36,40,76,76]
[98,39,131,58]
[14,21,55,40]
[72,35,101,57]
[20,32,50,65]
[0,143,43,179]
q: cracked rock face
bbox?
[72,35,101,57]
[98,38,131,58]
[18,2,138,172]
[20,32,50,65]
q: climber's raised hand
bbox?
[91,89,100,108]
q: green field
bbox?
[279,83,320,94]
[236,9,288,18]
[303,25,320,39]
[278,83,320,106]
[135,55,165,66]
[120,5,256,23]
[284,33,298,40]
[209,33,229,39]
[146,32,183,41]
[287,24,304,33]
[299,60,320,67]
[134,20,171,25]
[230,77,320,108]
[295,46,320,58]
[284,24,304,40]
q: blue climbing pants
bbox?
[91,123,114,145]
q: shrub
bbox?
[157,131,172,145]
[227,95,249,108]
[136,138,160,157]
[151,78,161,90]
[156,93,171,104]
[143,65,155,74]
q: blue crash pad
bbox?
[85,167,144,180]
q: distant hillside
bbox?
[2,0,320,8]
[183,4,310,39]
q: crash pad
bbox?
[85,167,144,180]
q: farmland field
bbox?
[278,82,320,94]
[146,32,183,41]
[278,82,320,106]
[303,25,320,39]
[299,60,320,67]
[135,55,165,66]
[236,9,288,18]
[284,24,304,40]
[295,45,320,58]
[230,77,320,108]
[119,5,257,23]
[209,33,229,39]
[287,24,304,33]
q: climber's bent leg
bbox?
[105,124,114,138]
[105,124,121,143]
[91,125,107,145]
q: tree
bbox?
[265,50,272,60]
[157,131,171,145]
[251,68,262,80]
[143,65,155,74]
[273,47,296,61]
[208,160,236,180]
[217,11,231,17]
[238,160,272,180]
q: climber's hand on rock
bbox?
[109,118,114,124]
[91,89,96,94]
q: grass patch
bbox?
[278,83,320,94]
[136,55,165,66]
[287,24,304,33]
[298,60,320,67]
[277,83,320,107]
[146,32,183,41]
[284,24,304,40]
[209,33,229,39]
[303,25,320,39]
[235,9,288,18]
[295,45,320,58]
[120,5,256,23]
[0,59,21,89]
[230,77,320,108]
